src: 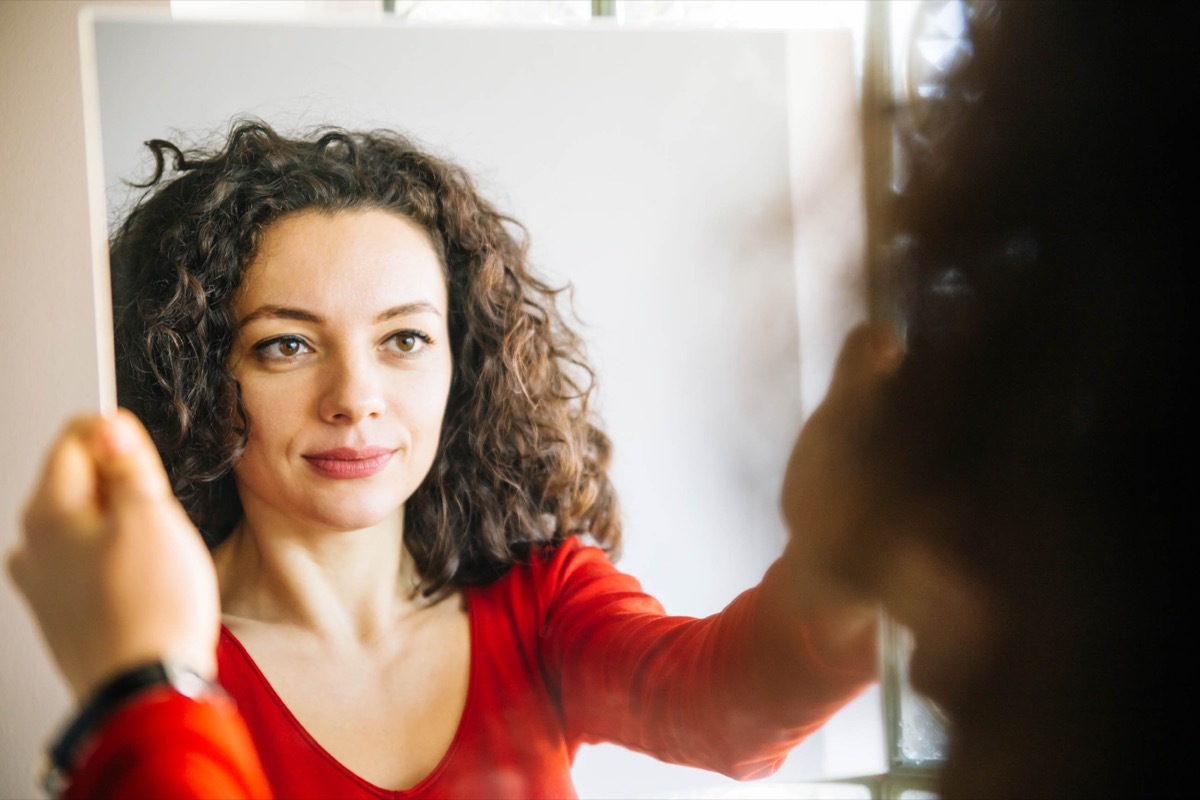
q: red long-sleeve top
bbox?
[65,537,875,799]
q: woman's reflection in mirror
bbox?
[12,122,882,798]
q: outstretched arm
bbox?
[539,324,900,779]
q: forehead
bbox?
[235,208,447,314]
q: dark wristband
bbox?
[40,661,222,797]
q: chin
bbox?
[299,496,406,533]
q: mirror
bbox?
[84,9,876,796]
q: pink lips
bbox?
[302,447,394,479]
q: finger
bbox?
[88,409,174,508]
[6,545,30,597]
[826,322,905,401]
[23,419,104,529]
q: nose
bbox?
[318,352,387,424]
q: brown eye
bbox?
[255,336,312,361]
[386,330,431,356]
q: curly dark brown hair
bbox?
[111,120,620,594]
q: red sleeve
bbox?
[536,539,876,781]
[63,689,273,800]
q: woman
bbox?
[13,122,881,798]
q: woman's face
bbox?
[227,208,453,534]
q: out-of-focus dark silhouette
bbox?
[847,2,1187,797]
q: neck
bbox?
[214,504,426,643]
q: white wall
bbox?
[0,2,167,797]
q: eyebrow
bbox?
[237,301,443,329]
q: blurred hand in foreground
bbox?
[777,322,905,663]
[782,322,904,581]
[8,409,219,700]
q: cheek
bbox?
[235,375,310,453]
[410,355,454,426]
[408,383,452,451]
